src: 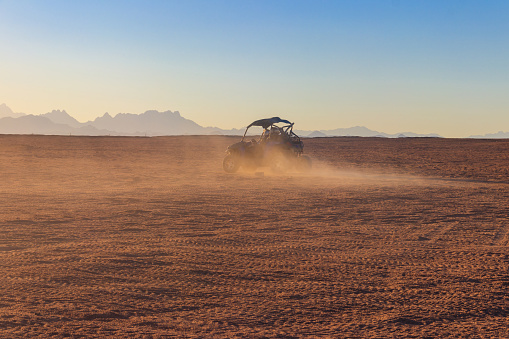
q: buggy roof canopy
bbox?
[247,117,292,129]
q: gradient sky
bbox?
[0,0,508,137]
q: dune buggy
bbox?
[223,117,312,173]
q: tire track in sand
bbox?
[492,223,509,246]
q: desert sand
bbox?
[1,135,508,338]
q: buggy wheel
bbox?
[223,154,240,173]
[296,155,312,173]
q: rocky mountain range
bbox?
[0,103,505,138]
[0,104,226,136]
[469,131,509,139]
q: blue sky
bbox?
[0,0,507,137]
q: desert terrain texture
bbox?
[1,134,509,338]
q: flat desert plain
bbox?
[1,135,509,338]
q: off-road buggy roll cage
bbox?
[241,117,302,149]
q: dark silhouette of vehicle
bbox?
[223,117,312,173]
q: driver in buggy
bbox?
[261,126,285,143]
[245,126,283,158]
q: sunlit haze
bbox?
[1,0,508,137]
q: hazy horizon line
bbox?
[1,103,508,139]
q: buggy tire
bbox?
[223,154,240,173]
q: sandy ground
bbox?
[1,135,508,338]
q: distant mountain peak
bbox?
[48,109,68,115]
[83,109,204,135]
[92,112,112,122]
[469,131,509,139]
[0,103,13,115]
[44,109,71,119]
[0,103,25,118]
[42,109,82,128]
[136,110,181,118]
[307,130,328,138]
